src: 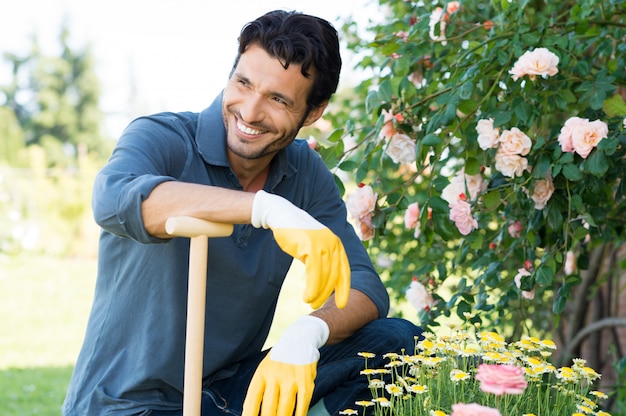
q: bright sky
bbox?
[1,0,376,137]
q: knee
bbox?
[364,318,423,354]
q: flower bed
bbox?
[341,326,610,416]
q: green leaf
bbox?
[585,150,608,176]
[422,134,442,146]
[535,265,554,286]
[553,295,567,315]
[483,190,501,209]
[338,160,358,171]
[428,196,450,213]
[532,155,551,178]
[562,164,583,181]
[494,110,512,127]
[603,94,626,117]
[464,158,481,175]
[459,81,474,100]
[365,90,382,114]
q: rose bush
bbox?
[319,0,626,404]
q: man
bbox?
[63,10,422,416]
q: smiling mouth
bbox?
[237,119,266,136]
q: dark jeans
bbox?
[148,318,422,416]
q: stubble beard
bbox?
[223,109,307,160]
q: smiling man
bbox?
[63,10,422,416]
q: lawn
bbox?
[0,252,309,415]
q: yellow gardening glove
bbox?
[251,190,350,309]
[242,316,329,416]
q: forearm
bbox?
[141,181,255,238]
[310,289,379,345]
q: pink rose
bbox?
[404,202,421,238]
[558,117,608,158]
[498,127,532,156]
[346,185,377,241]
[406,277,434,311]
[475,364,528,395]
[385,133,416,164]
[442,171,486,204]
[476,118,500,150]
[358,213,375,241]
[380,110,405,139]
[346,185,376,219]
[514,268,535,300]
[449,199,478,235]
[508,221,523,238]
[530,175,554,210]
[564,250,577,275]
[494,152,528,177]
[451,403,501,416]
[509,47,559,81]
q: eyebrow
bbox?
[234,72,296,107]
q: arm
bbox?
[311,289,379,345]
[141,181,255,238]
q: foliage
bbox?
[322,0,626,346]
[341,324,610,416]
[1,24,112,166]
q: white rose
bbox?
[476,118,500,150]
[385,133,416,164]
[346,185,377,220]
[499,127,532,156]
[494,151,528,177]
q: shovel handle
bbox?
[166,216,234,238]
[166,217,233,416]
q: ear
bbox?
[302,101,329,127]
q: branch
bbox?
[564,317,626,359]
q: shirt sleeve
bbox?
[295,145,390,318]
[92,114,190,243]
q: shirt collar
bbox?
[195,92,296,190]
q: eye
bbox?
[272,96,287,105]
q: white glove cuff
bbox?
[251,190,272,229]
[269,316,330,364]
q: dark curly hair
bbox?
[231,10,342,113]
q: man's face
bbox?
[222,44,325,162]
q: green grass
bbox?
[0,252,309,415]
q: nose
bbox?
[239,93,265,124]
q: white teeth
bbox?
[237,120,264,135]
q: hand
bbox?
[242,316,329,416]
[251,190,350,309]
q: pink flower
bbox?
[476,118,500,150]
[449,198,478,235]
[508,221,523,238]
[564,250,577,275]
[380,110,405,139]
[346,185,377,241]
[442,171,486,204]
[385,133,416,164]
[406,277,434,311]
[306,137,317,150]
[558,117,608,158]
[475,364,528,395]
[498,127,532,156]
[358,213,375,241]
[509,47,559,81]
[514,268,535,300]
[451,403,501,416]
[494,152,528,177]
[530,175,554,210]
[404,202,421,238]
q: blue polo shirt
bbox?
[62,93,389,415]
